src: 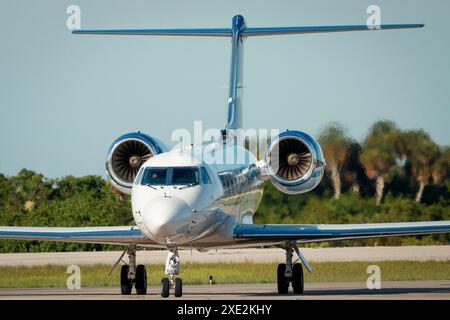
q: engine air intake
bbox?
[264,130,325,194]
[272,138,312,181]
[106,132,166,194]
[112,140,153,182]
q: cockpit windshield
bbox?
[139,167,200,186]
[141,168,168,185]
[172,167,199,185]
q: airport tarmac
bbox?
[1,247,449,300]
[1,246,449,266]
[0,281,449,300]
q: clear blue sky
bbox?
[1,0,449,178]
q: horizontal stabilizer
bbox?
[73,24,424,38]
[242,24,424,36]
[73,28,232,37]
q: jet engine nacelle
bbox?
[264,130,325,194]
[106,132,167,194]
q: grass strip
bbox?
[0,261,449,288]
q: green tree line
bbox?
[0,120,449,252]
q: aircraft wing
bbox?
[0,225,157,246]
[234,221,450,243]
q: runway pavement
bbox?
[0,281,449,300]
[1,246,449,266]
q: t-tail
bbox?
[73,15,424,137]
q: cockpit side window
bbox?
[172,167,199,185]
[140,168,167,185]
[134,167,145,185]
[200,167,212,184]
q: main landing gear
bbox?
[161,246,183,298]
[277,242,311,295]
[119,245,147,295]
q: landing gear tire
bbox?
[161,277,170,298]
[120,265,132,295]
[292,263,304,294]
[174,278,183,297]
[135,264,147,295]
[277,263,289,294]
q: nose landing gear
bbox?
[161,246,183,298]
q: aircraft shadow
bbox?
[183,286,450,297]
[0,285,449,298]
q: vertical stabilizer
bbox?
[224,15,246,132]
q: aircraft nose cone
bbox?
[142,196,191,243]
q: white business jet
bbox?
[1,15,449,298]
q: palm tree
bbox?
[408,130,439,203]
[318,123,351,199]
[432,147,450,184]
[342,141,365,194]
[360,120,398,205]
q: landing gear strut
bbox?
[119,245,147,295]
[277,242,305,294]
[161,246,183,298]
